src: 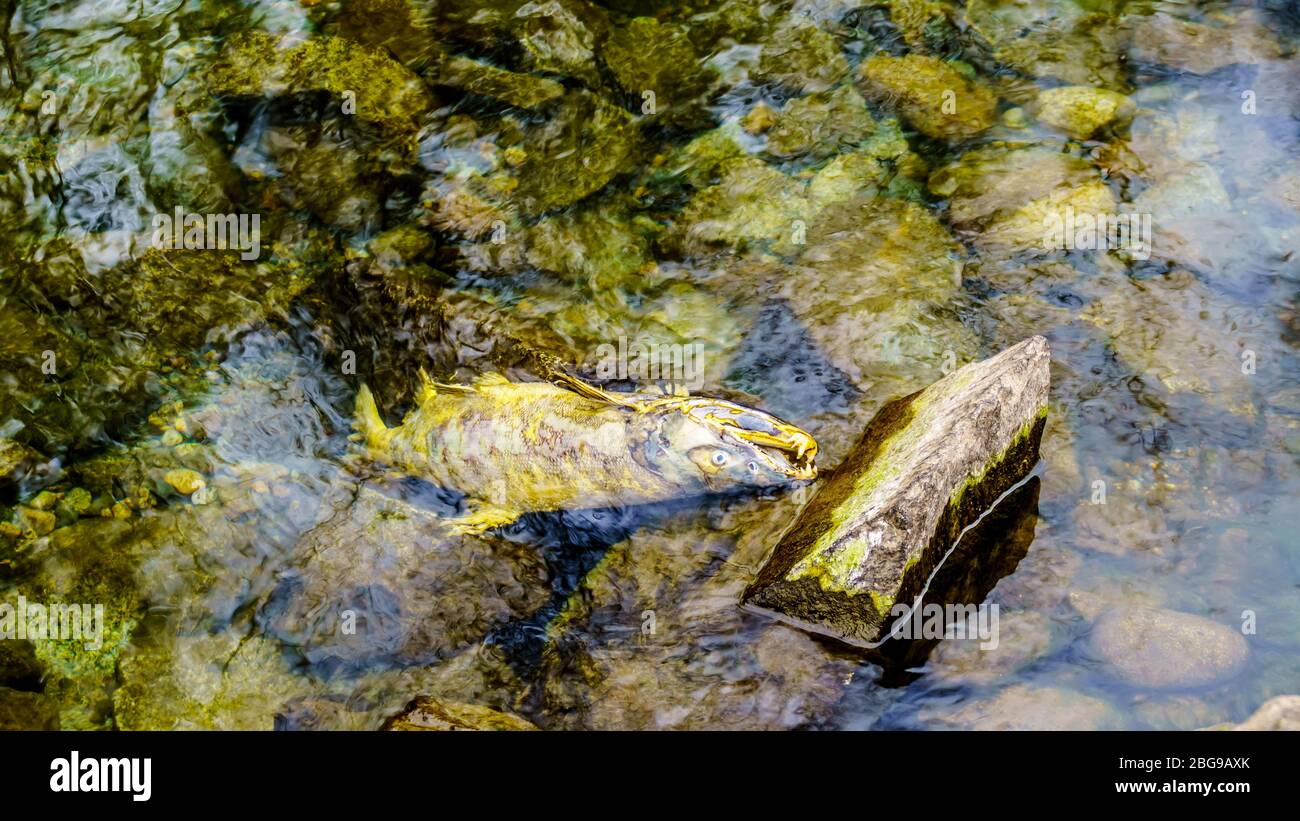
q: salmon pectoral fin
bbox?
[353,384,392,455]
[445,502,522,536]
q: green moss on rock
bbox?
[766,85,875,160]
[601,17,714,106]
[742,337,1050,646]
[857,54,997,140]
[753,19,849,93]
[206,31,435,136]
[512,91,640,215]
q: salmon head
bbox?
[635,396,818,493]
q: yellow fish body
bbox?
[354,372,817,533]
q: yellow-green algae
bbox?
[856,54,997,140]
[206,31,435,137]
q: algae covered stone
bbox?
[163,469,206,496]
[752,18,849,93]
[677,159,812,255]
[512,91,640,215]
[765,85,875,160]
[601,17,713,106]
[1032,86,1134,139]
[965,2,1127,90]
[512,0,609,84]
[742,336,1051,646]
[857,54,996,140]
[206,31,435,135]
[430,52,565,110]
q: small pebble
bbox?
[29,490,61,511]
[14,507,56,536]
[191,486,218,506]
[164,469,206,496]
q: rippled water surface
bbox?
[1,0,1298,730]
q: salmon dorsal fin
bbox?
[472,372,511,388]
[426,371,510,395]
[548,369,639,408]
[417,369,439,403]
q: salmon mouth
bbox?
[747,437,817,482]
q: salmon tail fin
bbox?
[353,383,391,455]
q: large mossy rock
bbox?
[742,336,1050,646]
[511,91,640,215]
[856,54,997,140]
[206,31,435,137]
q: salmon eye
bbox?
[712,451,728,466]
[747,461,759,472]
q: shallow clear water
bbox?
[1,0,1298,730]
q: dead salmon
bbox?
[354,371,817,533]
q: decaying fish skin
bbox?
[354,371,818,533]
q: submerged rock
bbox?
[915,683,1123,730]
[512,0,610,85]
[752,18,850,93]
[430,53,566,110]
[383,696,537,731]
[512,91,640,215]
[321,0,435,68]
[765,85,875,160]
[1087,606,1250,690]
[0,234,326,460]
[1031,86,1134,140]
[742,336,1050,646]
[857,54,997,140]
[677,159,812,255]
[965,2,1127,90]
[114,632,314,730]
[925,609,1054,687]
[601,17,714,109]
[879,0,961,54]
[1081,270,1263,416]
[1206,695,1300,731]
[163,469,206,497]
[257,483,550,671]
[0,439,41,488]
[537,511,855,730]
[777,197,968,386]
[929,143,1114,252]
[206,31,435,137]
[0,688,60,730]
[1126,11,1283,76]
